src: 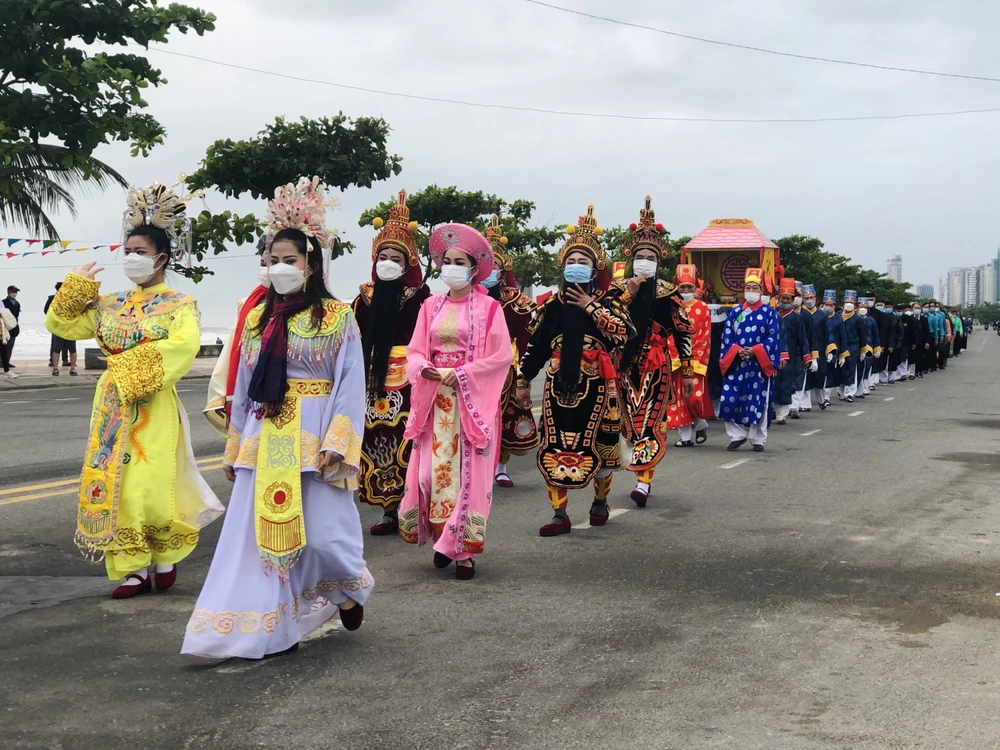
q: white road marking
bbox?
[884,397,895,402]
[51,397,78,402]
[979,337,987,352]
[908,388,915,391]
[719,458,751,470]
[848,410,865,417]
[800,429,821,437]
[1,401,30,405]
[176,388,191,393]
[575,507,631,530]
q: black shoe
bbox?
[790,411,800,420]
[846,396,855,403]
[727,439,747,451]
[695,428,708,444]
[752,444,765,452]
[674,440,694,447]
[775,419,786,426]
[819,401,828,410]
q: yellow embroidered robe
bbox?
[45,273,224,580]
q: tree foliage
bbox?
[963,303,1000,325]
[180,115,402,280]
[776,234,914,305]
[359,185,563,287]
[0,0,215,164]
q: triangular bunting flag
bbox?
[41,250,54,256]
[26,239,40,246]
[75,247,88,252]
[7,238,20,247]
[60,240,72,249]
[109,244,122,252]
[42,240,58,249]
[22,252,37,257]
[5,252,17,258]
[58,247,72,254]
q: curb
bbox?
[0,374,211,394]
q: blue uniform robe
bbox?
[804,307,831,389]
[718,301,782,426]
[838,311,864,386]
[776,309,811,405]
[824,312,844,388]
[859,314,879,385]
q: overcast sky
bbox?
[5,0,1000,326]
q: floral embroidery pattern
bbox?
[266,434,297,469]
[322,414,362,468]
[50,274,100,319]
[107,345,165,404]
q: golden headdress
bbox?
[557,204,607,270]
[371,189,420,267]
[486,214,511,271]
[622,196,670,260]
[122,175,202,262]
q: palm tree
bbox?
[0,144,127,238]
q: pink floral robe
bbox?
[398,288,512,560]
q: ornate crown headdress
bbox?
[486,214,511,271]
[265,176,339,249]
[623,196,670,260]
[557,204,607,269]
[122,175,203,265]
[370,189,419,267]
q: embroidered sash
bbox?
[76,380,128,559]
[254,378,333,576]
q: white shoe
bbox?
[4,372,17,379]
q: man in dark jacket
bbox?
[2,285,20,366]
[897,303,919,381]
[869,298,895,387]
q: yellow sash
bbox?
[76,380,128,559]
[254,378,333,575]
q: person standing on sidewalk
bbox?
[2,285,20,368]
[0,301,16,379]
[44,283,78,376]
[45,181,223,598]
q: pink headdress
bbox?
[265,176,340,289]
[429,223,494,284]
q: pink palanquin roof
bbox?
[684,219,778,250]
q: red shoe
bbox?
[630,485,649,508]
[494,472,514,488]
[369,514,398,536]
[339,603,364,632]
[112,573,152,599]
[154,565,177,592]
[539,515,572,537]
[589,503,609,527]
[456,560,476,580]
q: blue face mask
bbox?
[482,269,501,288]
[779,302,792,310]
[563,264,593,285]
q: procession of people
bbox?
[42,181,970,660]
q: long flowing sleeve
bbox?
[518,303,553,384]
[589,295,635,346]
[203,308,239,436]
[751,310,781,375]
[44,273,99,341]
[404,297,438,442]
[105,302,200,405]
[453,300,513,451]
[320,314,365,485]
[720,309,741,376]
[797,315,813,365]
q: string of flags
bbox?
[0,238,122,259]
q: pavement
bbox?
[0,358,216,391]
[1,335,1000,749]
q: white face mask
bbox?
[376,259,404,282]
[904,310,913,316]
[804,299,816,309]
[844,302,855,312]
[793,296,802,307]
[256,266,272,289]
[680,292,695,302]
[440,264,471,290]
[632,259,657,279]
[859,308,868,317]
[124,253,161,285]
[269,263,307,296]
[761,295,771,305]
[744,291,761,305]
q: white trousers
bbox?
[894,358,910,380]
[878,369,889,384]
[679,419,709,442]
[907,361,916,378]
[839,371,858,398]
[775,403,792,421]
[812,387,830,405]
[725,420,768,446]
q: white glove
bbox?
[810,360,819,373]
[836,357,845,368]
[826,353,834,363]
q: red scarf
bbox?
[248,294,313,419]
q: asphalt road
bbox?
[2,335,1000,749]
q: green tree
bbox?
[179,114,403,281]
[0,0,213,238]
[0,1,215,162]
[0,144,126,237]
[776,234,914,305]
[359,185,563,287]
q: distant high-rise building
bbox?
[916,284,934,299]
[980,263,997,305]
[965,267,982,307]
[887,254,903,283]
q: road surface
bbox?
[1,335,999,749]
